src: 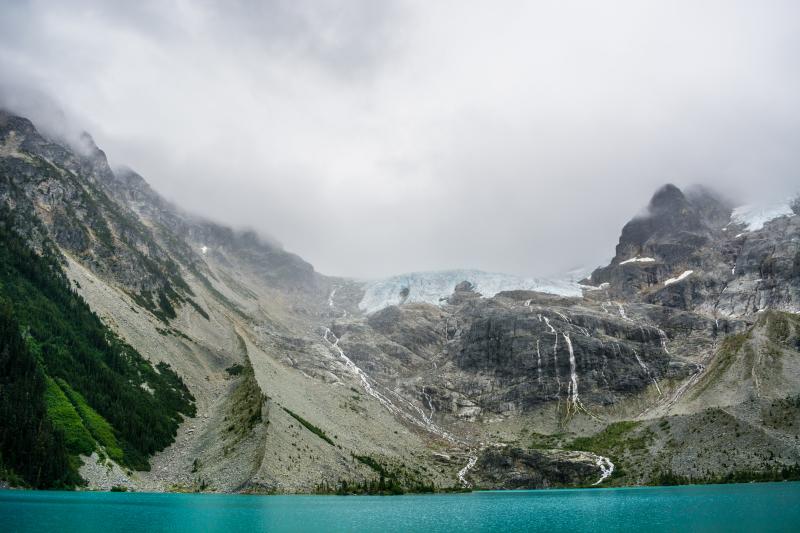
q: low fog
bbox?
[1,1,799,278]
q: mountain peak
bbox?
[0,109,37,136]
[648,184,688,212]
[588,183,732,294]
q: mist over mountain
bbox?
[1,110,799,494]
[2,1,800,278]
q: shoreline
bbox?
[3,478,800,497]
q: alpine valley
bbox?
[1,110,799,494]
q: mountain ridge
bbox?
[1,110,799,492]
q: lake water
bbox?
[1,482,799,532]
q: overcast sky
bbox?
[1,1,799,278]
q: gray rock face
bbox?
[333,183,796,424]
[719,216,800,315]
[587,183,799,318]
[0,111,190,302]
[455,304,688,405]
[108,167,318,291]
[589,184,732,298]
[0,110,321,323]
[472,447,602,489]
[339,290,707,419]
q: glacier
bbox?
[730,201,795,232]
[358,269,585,314]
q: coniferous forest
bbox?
[0,210,195,488]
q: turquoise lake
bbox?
[2,482,799,532]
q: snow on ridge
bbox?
[730,201,794,232]
[358,269,584,314]
[619,257,655,265]
[664,270,693,286]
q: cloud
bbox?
[1,0,799,278]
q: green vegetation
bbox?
[353,454,390,477]
[43,377,95,457]
[0,210,195,487]
[283,407,334,445]
[564,421,652,484]
[77,169,195,315]
[130,289,179,323]
[0,300,78,488]
[691,332,750,399]
[224,360,265,442]
[762,395,800,430]
[185,298,210,320]
[654,465,800,486]
[225,363,245,376]
[766,312,790,344]
[189,266,248,319]
[5,152,194,327]
[528,431,562,449]
[313,454,437,495]
[315,477,418,496]
[58,379,124,463]
[566,421,648,456]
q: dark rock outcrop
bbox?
[472,447,601,489]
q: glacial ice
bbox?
[358,269,584,314]
[730,201,794,232]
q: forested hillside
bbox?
[0,210,195,488]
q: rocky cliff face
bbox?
[2,110,798,492]
[106,166,319,292]
[355,290,702,420]
[326,183,799,486]
[588,183,800,319]
[0,112,196,319]
[589,184,732,297]
[471,447,605,489]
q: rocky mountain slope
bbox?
[1,110,799,492]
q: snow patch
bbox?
[359,269,583,314]
[664,270,693,286]
[619,257,655,265]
